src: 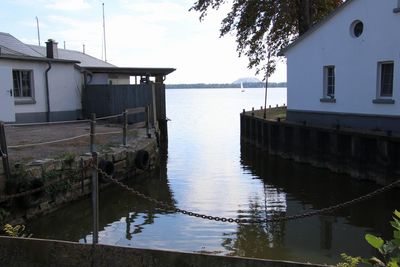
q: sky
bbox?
[0,0,287,84]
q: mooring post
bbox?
[123,109,128,146]
[91,152,99,244]
[146,105,151,138]
[0,122,11,180]
[90,113,96,153]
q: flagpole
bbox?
[36,16,41,46]
[102,3,107,62]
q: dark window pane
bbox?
[12,71,21,97]
[354,22,363,37]
[325,66,335,97]
[21,71,31,97]
[12,70,32,97]
[381,63,393,97]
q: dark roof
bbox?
[0,32,43,57]
[0,32,176,74]
[85,67,176,76]
[28,45,115,68]
[278,0,355,56]
[0,54,80,64]
[0,31,112,67]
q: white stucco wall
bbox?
[285,0,400,116]
[0,59,47,114]
[89,73,130,85]
[47,63,82,112]
[90,73,108,85]
[0,59,82,115]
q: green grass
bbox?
[247,106,287,120]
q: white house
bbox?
[280,0,400,132]
[0,32,175,123]
[0,32,115,123]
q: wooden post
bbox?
[0,122,11,180]
[123,110,128,146]
[90,113,96,153]
[146,105,151,138]
[91,152,99,244]
[80,158,85,194]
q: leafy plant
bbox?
[3,224,32,238]
[337,210,400,267]
[61,152,76,166]
[337,253,362,267]
[363,210,400,267]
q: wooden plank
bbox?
[130,121,146,128]
[126,107,146,115]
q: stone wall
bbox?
[0,236,326,267]
[0,139,158,225]
[241,112,400,185]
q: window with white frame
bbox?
[378,62,394,98]
[13,70,33,98]
[323,66,335,99]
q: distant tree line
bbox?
[166,82,287,89]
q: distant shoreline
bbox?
[165,82,287,89]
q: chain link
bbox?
[95,165,400,224]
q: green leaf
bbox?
[365,234,384,249]
[394,230,400,240]
[388,260,399,267]
[391,218,400,231]
[394,210,400,219]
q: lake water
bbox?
[28,88,400,265]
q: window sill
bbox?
[372,99,395,104]
[320,98,336,103]
[15,98,36,105]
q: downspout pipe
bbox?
[45,61,52,122]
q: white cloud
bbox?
[2,0,287,83]
[45,0,90,11]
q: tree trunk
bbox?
[297,0,311,35]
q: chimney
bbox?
[394,0,400,13]
[45,39,58,59]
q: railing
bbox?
[0,106,152,180]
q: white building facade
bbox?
[0,56,82,123]
[282,0,400,132]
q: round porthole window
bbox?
[351,20,364,38]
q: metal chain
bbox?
[95,166,400,224]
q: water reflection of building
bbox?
[238,142,400,262]
[27,145,176,243]
[263,185,287,213]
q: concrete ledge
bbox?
[0,236,325,267]
[320,98,336,103]
[372,99,395,104]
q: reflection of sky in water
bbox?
[167,88,287,217]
